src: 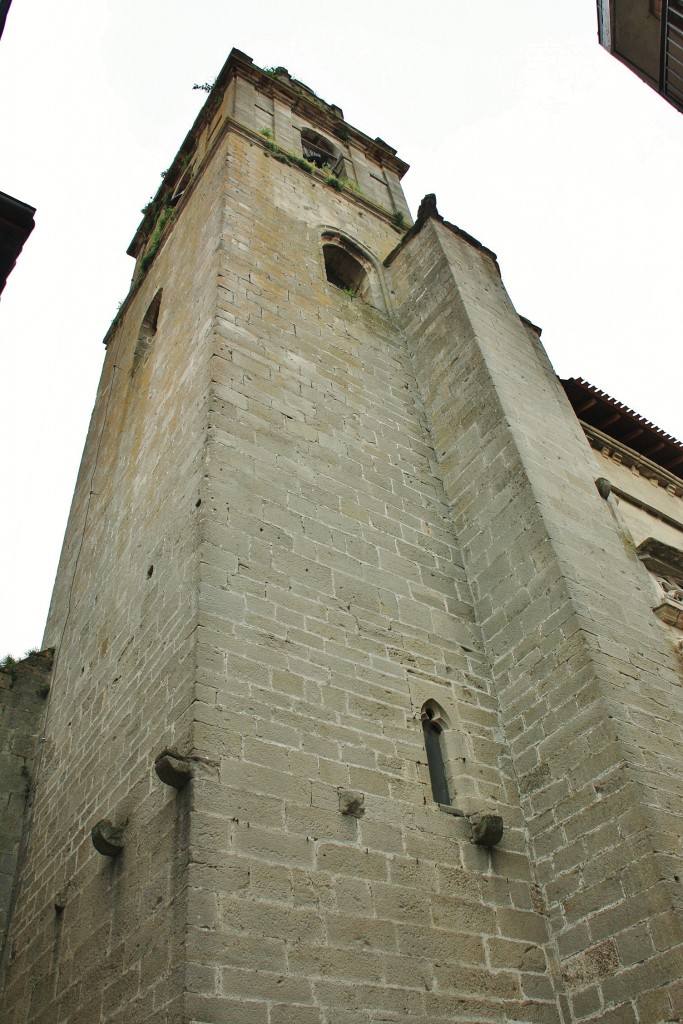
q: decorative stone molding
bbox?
[583,423,683,497]
[653,598,683,630]
[638,538,683,630]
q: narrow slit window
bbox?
[422,703,451,805]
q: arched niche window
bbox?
[132,289,162,376]
[322,232,378,305]
[421,701,451,806]
[323,243,368,299]
[301,128,344,176]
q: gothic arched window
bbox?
[421,701,451,805]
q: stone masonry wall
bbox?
[4,53,682,1024]
[0,651,52,961]
[0,112,227,1024]
[181,127,563,1024]
[389,214,683,1023]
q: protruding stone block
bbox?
[338,789,365,817]
[91,819,125,857]
[154,749,192,790]
[470,812,504,847]
[595,477,612,499]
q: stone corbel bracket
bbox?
[439,803,504,847]
[91,819,125,857]
[469,811,504,847]
[154,749,194,790]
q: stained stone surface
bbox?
[1,48,682,1024]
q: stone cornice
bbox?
[582,421,683,497]
[106,115,406,348]
[127,48,408,262]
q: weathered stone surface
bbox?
[595,476,612,499]
[337,789,365,817]
[2,47,682,1024]
[154,750,192,790]
[470,812,504,847]
[91,819,125,857]
[0,649,52,956]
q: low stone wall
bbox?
[0,649,52,960]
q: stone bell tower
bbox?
[2,48,682,1024]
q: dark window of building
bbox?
[323,243,368,296]
[320,231,387,311]
[422,702,450,805]
[170,166,192,207]
[132,289,162,375]
[301,128,344,175]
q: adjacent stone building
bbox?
[1,48,681,1024]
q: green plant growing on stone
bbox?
[263,138,362,196]
[292,153,315,173]
[320,165,362,195]
[108,296,127,335]
[140,204,175,276]
[392,210,406,232]
[193,81,214,93]
[340,177,362,195]
[1,654,18,682]
[263,138,315,174]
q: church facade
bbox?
[1,49,682,1024]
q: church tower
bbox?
[2,49,682,1024]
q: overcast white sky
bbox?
[1,0,681,658]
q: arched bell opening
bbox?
[301,128,344,175]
